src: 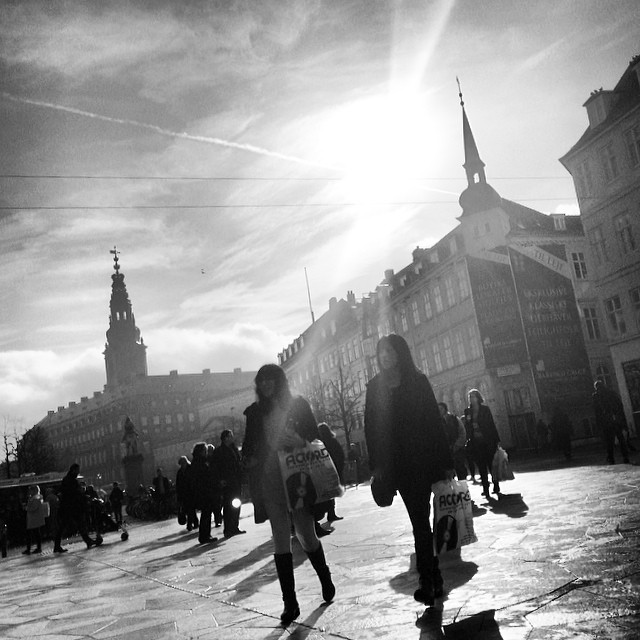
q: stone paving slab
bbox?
[1,451,639,639]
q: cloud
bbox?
[142,323,287,376]
[0,1,323,103]
[0,348,105,428]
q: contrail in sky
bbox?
[1,91,458,197]
[1,91,331,170]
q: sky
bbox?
[1,0,638,432]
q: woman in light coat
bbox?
[23,485,46,555]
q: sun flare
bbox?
[317,92,441,203]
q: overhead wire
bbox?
[0,174,573,181]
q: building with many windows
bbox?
[280,95,604,452]
[35,252,256,486]
[560,54,640,432]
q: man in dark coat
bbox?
[176,456,198,531]
[190,443,218,544]
[54,463,98,552]
[593,380,630,464]
[109,482,124,525]
[152,468,171,517]
[213,430,245,538]
[317,423,345,523]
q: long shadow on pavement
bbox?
[389,556,478,601]
[214,539,274,575]
[487,494,529,519]
[443,609,503,639]
[286,606,331,639]
[416,609,504,640]
[226,541,308,603]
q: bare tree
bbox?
[322,364,364,450]
[303,377,329,424]
[1,415,23,478]
[17,425,56,475]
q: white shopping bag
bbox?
[278,439,344,511]
[432,479,477,554]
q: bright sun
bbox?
[316,91,439,203]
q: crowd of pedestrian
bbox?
[12,334,636,626]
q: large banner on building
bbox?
[508,245,593,414]
[467,252,528,369]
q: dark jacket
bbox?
[463,404,500,450]
[152,475,170,496]
[243,395,319,524]
[109,486,124,506]
[60,472,86,517]
[593,387,625,432]
[175,466,193,504]
[322,436,346,483]
[213,443,243,490]
[364,371,452,490]
[189,458,216,510]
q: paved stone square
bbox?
[1,449,639,639]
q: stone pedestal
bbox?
[122,453,144,496]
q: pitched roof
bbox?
[561,56,640,160]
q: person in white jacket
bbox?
[23,485,45,555]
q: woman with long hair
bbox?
[364,334,454,606]
[242,364,335,625]
[463,389,501,497]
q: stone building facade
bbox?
[35,252,256,487]
[279,97,605,452]
[560,54,640,432]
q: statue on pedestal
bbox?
[121,416,139,457]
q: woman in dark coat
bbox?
[317,422,345,523]
[364,334,454,606]
[242,364,335,625]
[463,389,501,497]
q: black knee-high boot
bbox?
[274,553,300,624]
[306,542,335,602]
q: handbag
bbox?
[371,474,396,507]
[41,501,50,519]
[278,439,344,511]
[491,446,515,482]
[432,479,477,554]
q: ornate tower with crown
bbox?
[103,248,148,390]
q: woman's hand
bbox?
[279,430,305,449]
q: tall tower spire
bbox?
[457,79,501,216]
[458,78,487,186]
[103,247,147,388]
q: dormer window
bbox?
[584,90,615,128]
[552,214,567,231]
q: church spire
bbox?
[456,79,501,216]
[458,78,487,186]
[103,247,147,389]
